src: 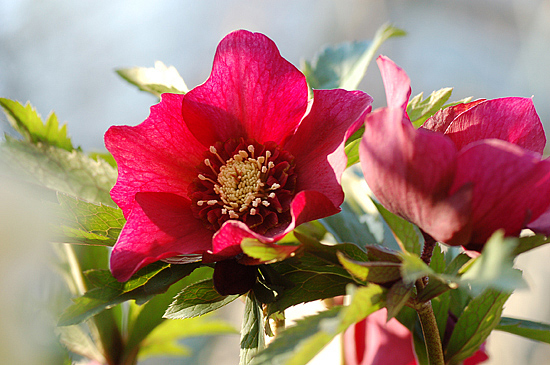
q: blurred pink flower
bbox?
[360,56,550,250]
[343,308,489,365]
[105,30,372,293]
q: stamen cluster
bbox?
[189,138,297,234]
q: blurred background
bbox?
[1,0,550,364]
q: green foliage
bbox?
[58,262,200,326]
[54,194,125,246]
[1,137,116,205]
[138,314,237,361]
[320,200,378,248]
[240,293,265,365]
[302,23,405,90]
[164,278,240,320]
[514,233,550,256]
[240,238,299,264]
[445,289,510,365]
[496,317,550,344]
[116,61,189,97]
[337,250,401,284]
[0,98,74,151]
[252,285,385,365]
[371,199,423,255]
[407,88,453,128]
[56,325,105,364]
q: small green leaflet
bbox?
[252,285,385,365]
[0,98,74,151]
[240,292,265,365]
[496,317,550,344]
[320,200,378,248]
[56,325,105,364]
[513,233,550,256]
[116,61,189,97]
[164,279,240,320]
[302,23,405,90]
[407,88,453,128]
[54,194,125,246]
[58,262,200,326]
[445,289,510,365]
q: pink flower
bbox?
[343,309,489,365]
[105,30,372,293]
[360,56,550,250]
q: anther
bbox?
[270,183,281,190]
[229,210,239,219]
[262,200,270,207]
[207,200,218,206]
[239,150,248,159]
[250,208,257,215]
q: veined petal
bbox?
[360,108,471,245]
[105,93,204,216]
[377,56,411,110]
[451,139,550,247]
[110,192,213,281]
[182,30,308,147]
[422,99,486,133]
[285,89,372,207]
[440,97,545,154]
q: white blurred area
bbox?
[2,0,550,364]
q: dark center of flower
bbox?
[189,138,297,234]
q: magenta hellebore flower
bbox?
[105,30,372,293]
[360,56,550,251]
[343,309,489,365]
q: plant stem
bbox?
[416,300,445,365]
[421,232,437,266]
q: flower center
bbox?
[189,138,297,234]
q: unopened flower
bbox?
[360,56,550,250]
[105,30,372,293]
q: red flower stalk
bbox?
[105,30,372,293]
[360,56,550,250]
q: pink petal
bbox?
[526,208,550,235]
[110,192,213,281]
[210,190,339,259]
[451,139,550,246]
[343,309,416,365]
[105,93,205,216]
[182,30,308,147]
[360,108,471,245]
[377,56,411,110]
[439,97,545,154]
[422,99,486,133]
[284,89,372,207]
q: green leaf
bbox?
[407,88,453,128]
[89,151,117,168]
[56,325,105,363]
[138,314,237,361]
[116,61,189,97]
[240,292,265,365]
[345,138,361,167]
[496,317,550,344]
[431,290,451,343]
[252,285,385,365]
[164,278,239,320]
[385,280,413,320]
[514,234,550,256]
[0,98,74,151]
[58,262,200,326]
[302,23,405,90]
[460,231,526,296]
[371,199,423,255]
[320,200,378,248]
[54,194,124,246]
[337,251,402,284]
[1,137,117,205]
[125,267,214,356]
[240,238,299,264]
[445,289,510,365]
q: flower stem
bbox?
[417,300,445,365]
[421,232,437,266]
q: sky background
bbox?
[1,1,550,364]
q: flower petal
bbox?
[285,89,372,207]
[110,192,213,281]
[422,99,486,133]
[182,30,308,147]
[105,93,204,215]
[439,97,545,154]
[360,108,471,245]
[451,139,550,247]
[377,55,411,110]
